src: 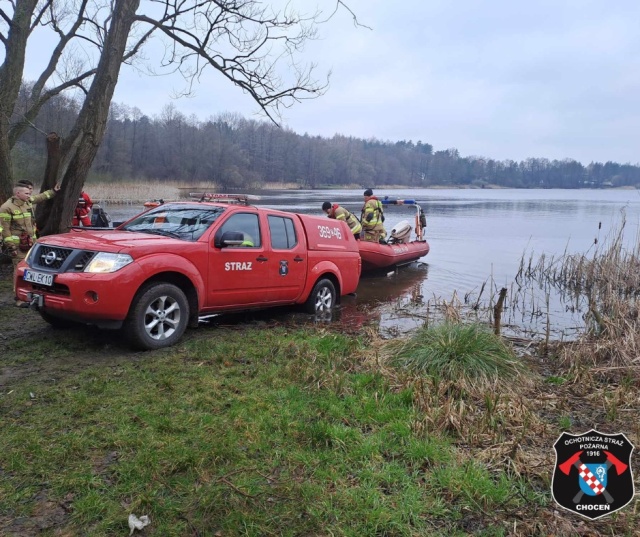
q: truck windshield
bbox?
[121,204,225,241]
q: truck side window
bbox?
[217,213,262,247]
[268,215,298,249]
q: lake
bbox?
[106,188,640,339]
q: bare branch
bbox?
[31,0,54,33]
[31,0,91,101]
[0,8,12,26]
[8,68,97,147]
[322,0,372,30]
[133,1,336,124]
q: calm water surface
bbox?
[107,188,640,339]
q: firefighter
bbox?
[0,182,60,307]
[241,233,254,247]
[72,190,93,226]
[16,179,34,194]
[361,188,386,243]
[322,201,362,239]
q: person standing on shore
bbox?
[72,190,93,226]
[322,202,362,239]
[361,188,386,243]
[0,182,60,307]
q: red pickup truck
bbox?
[16,196,361,349]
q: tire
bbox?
[304,278,337,314]
[39,310,78,329]
[124,282,189,350]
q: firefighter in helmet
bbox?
[361,188,386,243]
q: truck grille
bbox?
[31,244,96,272]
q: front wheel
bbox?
[124,282,189,350]
[305,278,337,314]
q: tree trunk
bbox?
[35,132,62,230]
[0,0,40,202]
[39,0,141,236]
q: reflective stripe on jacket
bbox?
[361,197,384,229]
[0,189,55,247]
[330,205,362,235]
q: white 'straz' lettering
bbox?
[225,262,253,271]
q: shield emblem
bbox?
[552,430,634,520]
[578,464,608,496]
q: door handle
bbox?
[256,256,268,262]
[293,256,304,262]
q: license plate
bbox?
[24,269,54,286]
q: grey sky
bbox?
[26,0,640,164]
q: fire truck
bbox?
[15,194,361,349]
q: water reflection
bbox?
[337,264,430,335]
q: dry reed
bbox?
[518,216,640,367]
[85,181,201,204]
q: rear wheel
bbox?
[305,278,336,314]
[124,282,189,350]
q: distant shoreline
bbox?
[81,181,638,205]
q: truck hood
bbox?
[37,230,185,254]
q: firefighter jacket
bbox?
[361,197,385,231]
[329,204,362,235]
[0,189,56,253]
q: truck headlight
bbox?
[85,253,133,273]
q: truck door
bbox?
[265,214,307,302]
[207,211,270,307]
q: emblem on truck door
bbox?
[279,260,288,276]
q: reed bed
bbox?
[515,218,640,367]
[85,181,222,204]
[260,181,301,189]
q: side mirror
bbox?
[215,230,244,248]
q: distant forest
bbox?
[11,88,640,189]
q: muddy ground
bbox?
[0,266,151,388]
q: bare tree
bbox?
[0,0,359,233]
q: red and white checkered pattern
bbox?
[578,463,605,495]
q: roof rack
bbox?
[189,193,252,205]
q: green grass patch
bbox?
[385,323,524,387]
[0,327,539,535]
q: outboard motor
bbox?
[389,220,412,244]
[91,204,113,228]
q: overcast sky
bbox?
[25,0,640,165]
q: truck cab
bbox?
[16,195,361,350]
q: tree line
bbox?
[11,90,640,191]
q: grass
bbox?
[383,323,524,389]
[0,326,545,536]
